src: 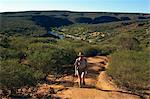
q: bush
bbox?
[27,50,53,73]
[119,37,140,50]
[0,60,45,89]
[98,45,117,55]
[108,50,150,94]
[51,48,76,65]
[50,48,76,74]
[27,44,76,74]
[78,46,100,57]
[0,35,10,48]
[0,48,20,59]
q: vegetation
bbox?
[0,35,103,89]
[0,59,45,89]
[108,49,150,94]
[0,11,149,96]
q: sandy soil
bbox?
[45,56,141,99]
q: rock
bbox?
[49,85,66,92]
[35,84,66,97]
[33,88,37,92]
[37,83,41,87]
[31,94,37,98]
[28,88,32,93]
[48,88,55,94]
[22,88,27,93]
[29,93,33,97]
[46,75,56,82]
[17,89,22,93]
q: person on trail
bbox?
[74,52,88,88]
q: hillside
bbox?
[1,11,150,34]
[0,11,150,98]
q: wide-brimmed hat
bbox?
[78,52,84,56]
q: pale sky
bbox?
[0,0,150,13]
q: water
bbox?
[48,31,64,39]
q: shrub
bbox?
[78,46,100,57]
[98,44,118,55]
[0,48,20,59]
[27,50,53,73]
[119,37,140,50]
[108,50,150,94]
[0,35,10,48]
[28,45,76,74]
[51,48,76,65]
[0,59,45,89]
[9,37,29,51]
[46,47,76,74]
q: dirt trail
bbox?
[45,56,140,99]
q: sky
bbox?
[0,0,150,13]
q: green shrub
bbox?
[11,37,33,48]
[0,35,10,48]
[27,42,54,53]
[77,46,100,56]
[0,48,20,59]
[0,59,45,89]
[98,44,118,55]
[27,51,53,73]
[119,37,140,50]
[27,45,76,74]
[50,48,76,74]
[51,48,76,65]
[108,50,150,94]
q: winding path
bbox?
[49,56,141,99]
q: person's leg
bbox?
[78,74,82,88]
[82,71,85,85]
[78,70,82,87]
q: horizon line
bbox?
[1,10,150,14]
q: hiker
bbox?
[74,52,88,87]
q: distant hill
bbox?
[1,11,150,32]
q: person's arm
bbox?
[74,59,79,76]
[74,59,78,66]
